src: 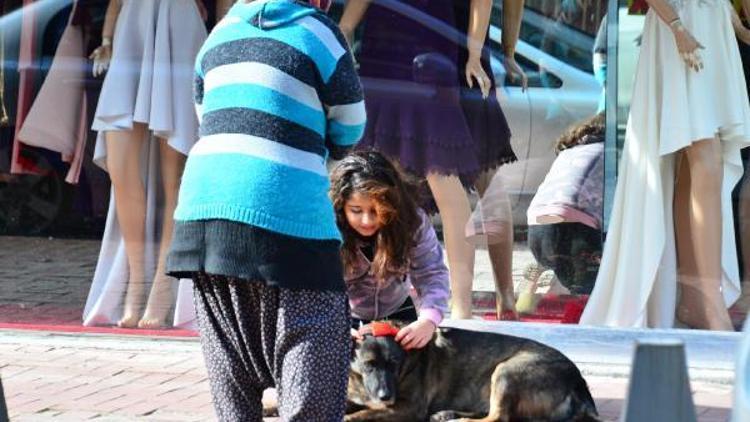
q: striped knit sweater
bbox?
[174,0,366,241]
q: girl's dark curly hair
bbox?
[555,112,605,154]
[329,150,421,282]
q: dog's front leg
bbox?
[344,405,420,422]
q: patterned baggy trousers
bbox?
[192,273,351,422]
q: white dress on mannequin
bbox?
[82,0,206,328]
[580,0,750,328]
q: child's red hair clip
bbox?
[370,321,400,337]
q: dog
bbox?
[345,321,600,422]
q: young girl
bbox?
[330,150,450,350]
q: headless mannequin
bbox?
[646,0,733,330]
[340,0,527,319]
[90,0,227,329]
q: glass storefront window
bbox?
[2,0,745,333]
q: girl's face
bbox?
[344,192,383,238]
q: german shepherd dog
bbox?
[345,322,600,422]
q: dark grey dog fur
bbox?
[345,326,601,422]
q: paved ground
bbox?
[0,330,736,421]
[0,237,742,421]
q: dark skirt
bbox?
[355,0,515,186]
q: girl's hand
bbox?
[465,53,492,100]
[195,0,208,21]
[395,319,436,350]
[671,21,704,72]
[351,327,364,342]
[502,55,528,92]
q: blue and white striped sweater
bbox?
[174,0,366,241]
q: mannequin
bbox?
[580,0,750,330]
[339,0,527,320]
[82,0,217,329]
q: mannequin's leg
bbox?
[674,139,733,331]
[735,163,750,313]
[139,139,186,328]
[474,171,516,319]
[106,124,148,328]
[427,174,474,319]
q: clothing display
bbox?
[83,0,207,327]
[17,0,90,184]
[355,0,515,187]
[580,0,750,328]
[11,0,43,176]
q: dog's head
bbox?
[350,321,408,406]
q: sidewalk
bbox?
[0,329,736,421]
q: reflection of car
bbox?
[331,1,600,224]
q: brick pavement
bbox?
[0,237,742,421]
[0,330,736,421]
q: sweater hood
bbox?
[234,0,318,29]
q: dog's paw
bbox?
[430,410,461,422]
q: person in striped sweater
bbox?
[166,0,365,420]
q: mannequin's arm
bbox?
[465,0,492,98]
[467,0,492,57]
[501,0,522,57]
[216,0,235,20]
[500,0,527,90]
[89,0,121,77]
[101,0,121,43]
[645,0,703,71]
[743,0,750,23]
[339,0,371,46]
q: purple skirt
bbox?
[355,0,515,185]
